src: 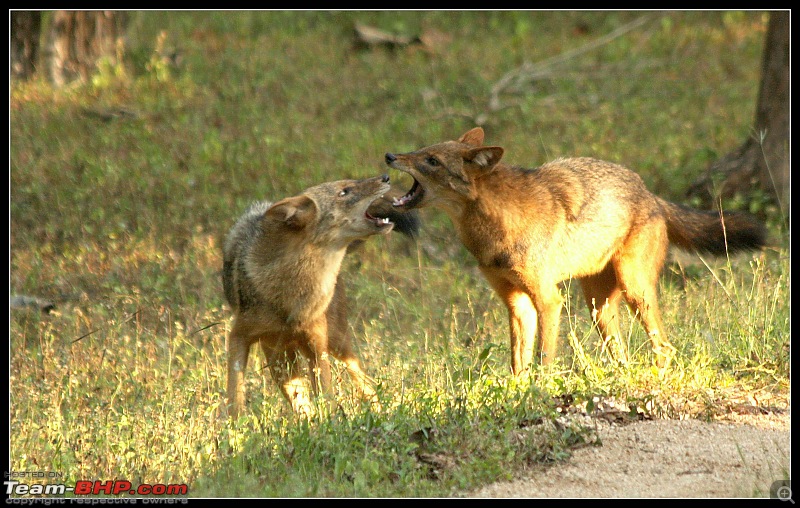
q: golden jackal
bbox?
[385,127,766,373]
[222,175,415,418]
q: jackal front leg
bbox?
[481,268,538,376]
[530,284,564,366]
[264,345,315,418]
[305,321,337,415]
[226,328,252,419]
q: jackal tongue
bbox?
[392,179,421,207]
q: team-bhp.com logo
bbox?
[5,473,188,498]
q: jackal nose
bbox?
[381,173,390,183]
[385,153,397,165]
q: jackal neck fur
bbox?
[449,159,594,271]
[245,229,346,327]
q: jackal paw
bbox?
[653,343,677,372]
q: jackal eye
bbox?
[425,156,440,167]
[338,188,351,197]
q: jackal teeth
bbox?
[393,192,414,207]
[392,178,421,207]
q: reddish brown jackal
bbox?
[386,127,766,373]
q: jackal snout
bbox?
[384,131,504,211]
[304,174,397,243]
[384,152,428,209]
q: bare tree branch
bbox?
[489,14,659,112]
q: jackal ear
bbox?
[465,146,504,170]
[266,195,318,230]
[458,127,485,147]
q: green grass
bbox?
[10,10,788,498]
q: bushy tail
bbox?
[661,199,767,255]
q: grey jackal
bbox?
[223,175,416,417]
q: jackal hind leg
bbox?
[327,292,381,410]
[329,344,380,410]
[615,225,676,370]
[581,265,628,365]
[338,355,381,410]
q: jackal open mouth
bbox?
[392,178,424,209]
[365,209,393,228]
[365,196,394,229]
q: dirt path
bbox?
[464,411,790,498]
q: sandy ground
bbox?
[463,410,790,499]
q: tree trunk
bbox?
[10,11,42,81]
[46,11,127,87]
[688,11,789,215]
